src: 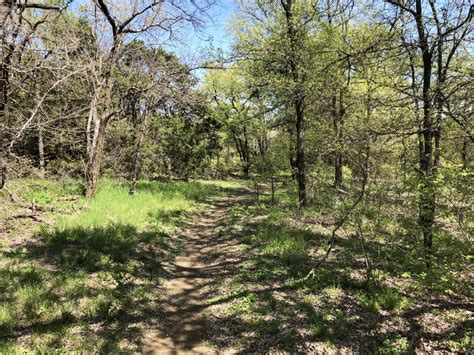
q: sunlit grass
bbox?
[53,179,240,232]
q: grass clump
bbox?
[257,226,309,265]
[357,287,410,312]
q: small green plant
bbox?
[378,336,410,354]
[358,287,410,312]
[232,291,259,314]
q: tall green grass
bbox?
[55,180,202,232]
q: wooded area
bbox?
[0,0,472,353]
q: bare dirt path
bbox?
[144,192,248,354]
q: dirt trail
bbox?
[144,193,247,354]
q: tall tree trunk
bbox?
[333,91,344,190]
[433,33,444,174]
[417,3,435,262]
[295,97,306,207]
[0,2,10,115]
[85,75,113,198]
[129,108,149,195]
[283,0,307,208]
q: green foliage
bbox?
[357,287,410,312]
[378,336,410,354]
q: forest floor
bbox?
[0,178,472,353]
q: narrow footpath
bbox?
[144,193,248,354]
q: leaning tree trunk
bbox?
[86,91,99,161]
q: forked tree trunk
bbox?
[85,38,120,198]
